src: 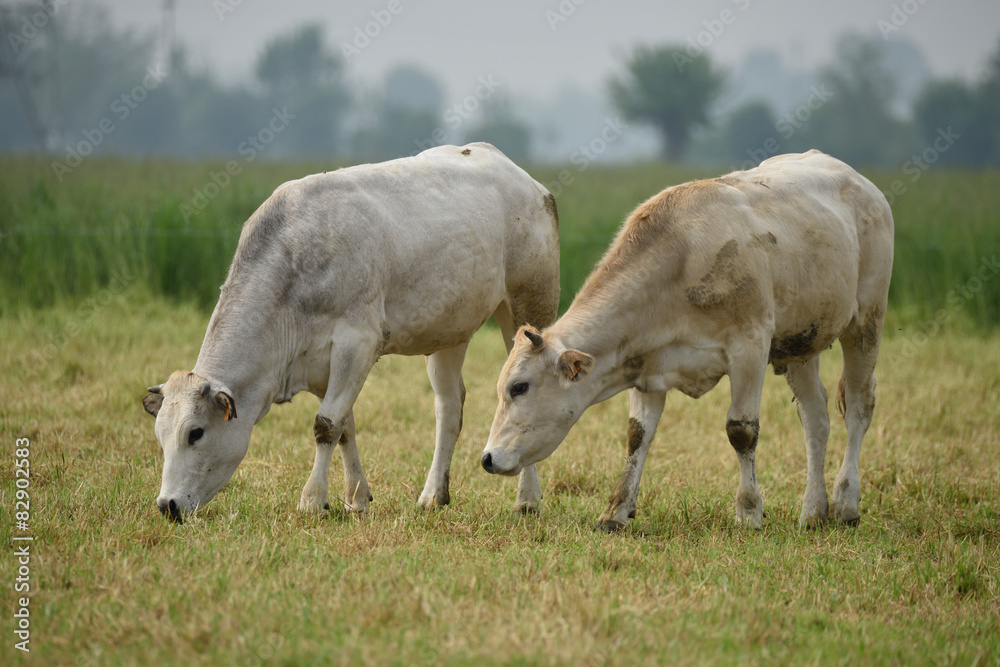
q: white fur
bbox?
[482,151,893,530]
[146,144,559,518]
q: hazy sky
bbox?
[101,0,1000,102]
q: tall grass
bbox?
[1,155,998,327]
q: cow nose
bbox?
[481,452,496,474]
[157,498,184,524]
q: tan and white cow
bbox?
[481,150,894,530]
[143,143,559,521]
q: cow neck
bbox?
[551,287,647,366]
[193,288,295,423]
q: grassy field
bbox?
[1,155,999,664]
[0,295,998,665]
[1,155,998,325]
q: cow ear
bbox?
[557,349,595,382]
[214,390,237,421]
[143,387,164,417]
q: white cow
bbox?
[480,150,894,530]
[143,143,560,521]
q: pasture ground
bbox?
[1,295,998,665]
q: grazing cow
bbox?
[143,143,560,522]
[480,150,893,530]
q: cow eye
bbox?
[509,382,529,398]
[188,428,205,445]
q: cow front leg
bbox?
[597,389,667,531]
[419,344,468,509]
[299,331,378,514]
[514,465,542,513]
[726,345,769,528]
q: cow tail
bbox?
[836,372,847,420]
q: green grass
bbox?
[1,155,999,663]
[1,294,999,665]
[1,155,998,326]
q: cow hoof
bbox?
[798,512,827,530]
[596,519,627,533]
[297,496,328,513]
[515,503,538,515]
[418,490,449,510]
[735,509,763,530]
[832,505,861,526]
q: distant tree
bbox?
[384,65,443,114]
[608,44,724,161]
[724,101,777,164]
[913,38,1000,167]
[463,96,532,163]
[256,25,340,95]
[795,33,909,166]
[255,24,350,158]
[351,65,443,160]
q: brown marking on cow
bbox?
[313,414,337,445]
[435,471,451,505]
[461,148,471,155]
[622,355,645,383]
[543,193,559,231]
[737,490,759,512]
[626,417,646,456]
[684,240,759,309]
[769,324,821,364]
[749,231,778,248]
[726,418,759,454]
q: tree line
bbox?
[1,3,998,169]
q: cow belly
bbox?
[383,282,505,355]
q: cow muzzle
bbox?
[157,497,184,524]
[480,451,521,476]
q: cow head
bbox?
[142,370,250,522]
[481,326,596,476]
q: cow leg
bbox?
[299,332,379,514]
[596,388,667,531]
[784,356,831,528]
[494,300,543,513]
[418,343,469,509]
[726,345,769,528]
[833,312,883,525]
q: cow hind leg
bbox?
[419,343,469,509]
[784,356,831,528]
[833,310,884,526]
[596,389,666,531]
[726,344,769,528]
